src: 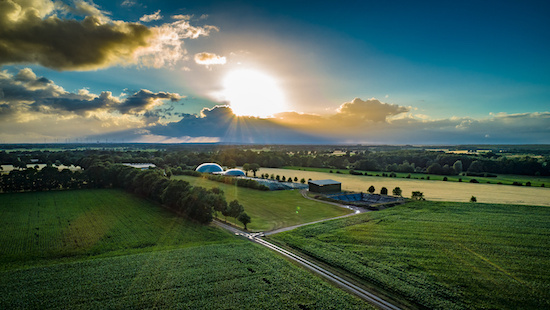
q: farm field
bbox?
[283,166,550,187]
[0,243,373,309]
[260,167,550,206]
[0,189,374,309]
[173,175,352,231]
[0,189,237,270]
[270,201,550,309]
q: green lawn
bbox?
[173,175,352,231]
[270,201,550,310]
[0,189,236,270]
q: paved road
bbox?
[213,220,402,310]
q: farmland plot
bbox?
[0,243,374,309]
[270,201,550,309]
[0,189,235,269]
[259,167,550,206]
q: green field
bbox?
[0,189,236,270]
[270,201,550,309]
[0,189,374,309]
[0,243,372,309]
[172,175,352,231]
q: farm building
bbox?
[195,163,224,173]
[308,179,341,193]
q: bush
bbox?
[443,177,448,181]
[470,196,477,202]
[380,187,388,195]
[469,179,479,183]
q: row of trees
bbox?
[0,163,251,228]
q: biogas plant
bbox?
[195,163,246,176]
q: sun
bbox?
[221,69,286,117]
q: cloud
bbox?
[172,14,193,20]
[140,10,162,22]
[121,0,136,7]
[144,106,327,144]
[194,52,227,66]
[0,68,182,142]
[0,0,218,70]
[334,98,410,122]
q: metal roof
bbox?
[308,179,341,186]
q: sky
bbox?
[1,0,549,144]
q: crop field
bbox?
[270,201,550,309]
[0,189,374,309]
[260,167,550,206]
[173,175,352,231]
[283,165,550,187]
[0,189,236,270]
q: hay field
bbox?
[259,168,550,206]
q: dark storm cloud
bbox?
[0,0,151,71]
[0,0,218,71]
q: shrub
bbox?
[443,177,448,181]
[469,179,479,183]
[470,196,477,202]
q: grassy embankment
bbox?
[270,201,550,310]
[0,189,373,309]
[172,175,352,231]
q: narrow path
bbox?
[213,219,402,310]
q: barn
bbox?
[308,179,341,193]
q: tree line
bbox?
[2,147,549,178]
[0,163,250,228]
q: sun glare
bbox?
[222,69,286,117]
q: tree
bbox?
[392,187,402,196]
[238,212,251,230]
[453,160,463,174]
[470,195,477,202]
[300,178,306,184]
[380,187,388,195]
[228,200,244,224]
[242,163,251,176]
[467,160,483,173]
[368,185,375,193]
[249,163,260,177]
[426,163,442,175]
[411,191,425,200]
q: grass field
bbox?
[0,189,374,309]
[259,167,550,206]
[172,175,352,231]
[270,201,550,309]
[0,189,236,270]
